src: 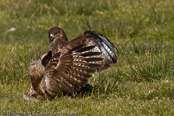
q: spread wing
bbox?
[70,31,118,72]
[87,31,118,71]
[44,45,103,96]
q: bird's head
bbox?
[48,27,68,44]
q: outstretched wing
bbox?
[71,31,118,72]
[44,45,103,96]
[87,31,118,72]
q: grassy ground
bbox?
[0,0,174,115]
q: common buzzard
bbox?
[23,27,118,101]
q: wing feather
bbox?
[82,31,118,72]
[44,45,103,96]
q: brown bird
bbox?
[49,27,118,72]
[23,51,52,101]
[23,27,118,101]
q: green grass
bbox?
[0,0,174,115]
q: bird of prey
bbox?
[23,27,118,101]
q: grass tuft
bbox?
[127,56,173,82]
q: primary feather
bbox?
[24,27,118,101]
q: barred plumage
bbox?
[23,27,118,101]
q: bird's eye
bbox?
[50,34,55,38]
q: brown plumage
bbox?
[23,27,118,101]
[49,27,118,72]
[23,51,52,101]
